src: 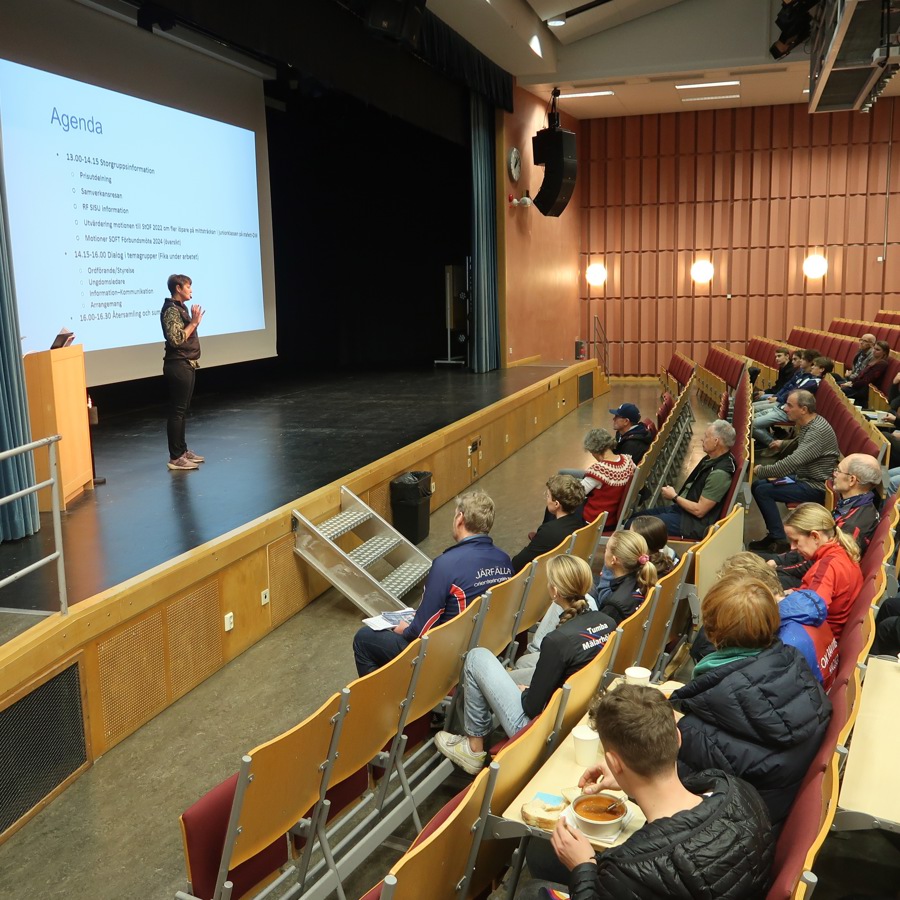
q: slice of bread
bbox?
[521,788,581,830]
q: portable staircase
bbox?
[292,486,432,617]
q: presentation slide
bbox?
[0,57,266,357]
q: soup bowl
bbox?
[571,792,627,839]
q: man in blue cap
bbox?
[610,403,653,464]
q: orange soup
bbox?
[573,796,626,822]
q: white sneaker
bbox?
[434,731,486,775]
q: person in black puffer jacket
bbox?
[520,685,773,900]
[670,572,831,826]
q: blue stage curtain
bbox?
[469,91,500,374]
[0,176,39,541]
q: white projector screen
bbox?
[0,0,278,386]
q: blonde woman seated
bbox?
[515,530,659,680]
[435,556,617,774]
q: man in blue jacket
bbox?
[352,491,512,676]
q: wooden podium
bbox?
[23,345,94,512]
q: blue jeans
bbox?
[352,626,409,677]
[462,647,530,739]
[630,505,685,537]
[751,479,824,541]
[752,406,788,447]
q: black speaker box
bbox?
[532,127,577,217]
[366,0,427,45]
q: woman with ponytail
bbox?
[435,555,617,775]
[783,502,862,638]
[600,530,659,625]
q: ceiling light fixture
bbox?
[547,17,566,27]
[681,94,741,103]
[675,80,740,90]
[559,90,615,98]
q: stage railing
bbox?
[0,434,68,616]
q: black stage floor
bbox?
[0,366,562,616]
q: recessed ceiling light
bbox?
[547,17,566,27]
[675,80,741,90]
[559,90,615,98]
[681,94,741,102]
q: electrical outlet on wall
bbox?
[261,588,270,606]
[224,612,234,632]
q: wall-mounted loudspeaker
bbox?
[366,0,427,46]
[532,127,577,217]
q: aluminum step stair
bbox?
[293,486,432,617]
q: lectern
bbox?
[23,345,93,511]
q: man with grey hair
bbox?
[633,420,737,539]
[760,451,881,587]
[749,390,840,552]
[352,490,512,676]
[846,334,877,380]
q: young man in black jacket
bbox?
[522,685,773,900]
[512,475,586,572]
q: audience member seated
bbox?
[843,333,876,382]
[670,573,831,826]
[434,556,616,774]
[352,491,512,676]
[609,403,653,464]
[749,390,840,552]
[752,349,816,416]
[756,453,881,588]
[575,428,637,528]
[753,345,795,401]
[838,339,891,404]
[512,475,586,573]
[520,685,774,900]
[771,503,862,639]
[692,553,838,691]
[872,597,900,656]
[635,420,737,539]
[752,356,832,450]
[595,530,659,625]
[591,514,677,601]
[521,518,670,665]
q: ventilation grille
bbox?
[268,533,310,627]
[368,482,390,520]
[167,581,222,700]
[98,612,167,745]
[0,662,87,834]
[578,372,594,405]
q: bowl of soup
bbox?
[571,792,628,838]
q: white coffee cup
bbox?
[624,666,652,686]
[571,724,600,766]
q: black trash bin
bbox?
[390,471,433,544]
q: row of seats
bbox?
[828,316,900,350]
[875,308,900,326]
[814,378,889,464]
[703,345,747,391]
[664,351,696,390]
[175,511,615,900]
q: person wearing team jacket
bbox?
[352,491,512,677]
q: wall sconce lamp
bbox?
[803,253,828,279]
[690,260,714,284]
[586,263,608,287]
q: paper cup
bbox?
[572,724,600,766]
[624,666,652,686]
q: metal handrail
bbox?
[0,434,68,615]
[592,315,610,376]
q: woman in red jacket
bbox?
[782,502,862,638]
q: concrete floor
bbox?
[1,381,897,899]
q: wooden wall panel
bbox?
[581,98,900,374]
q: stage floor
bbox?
[0,365,563,625]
